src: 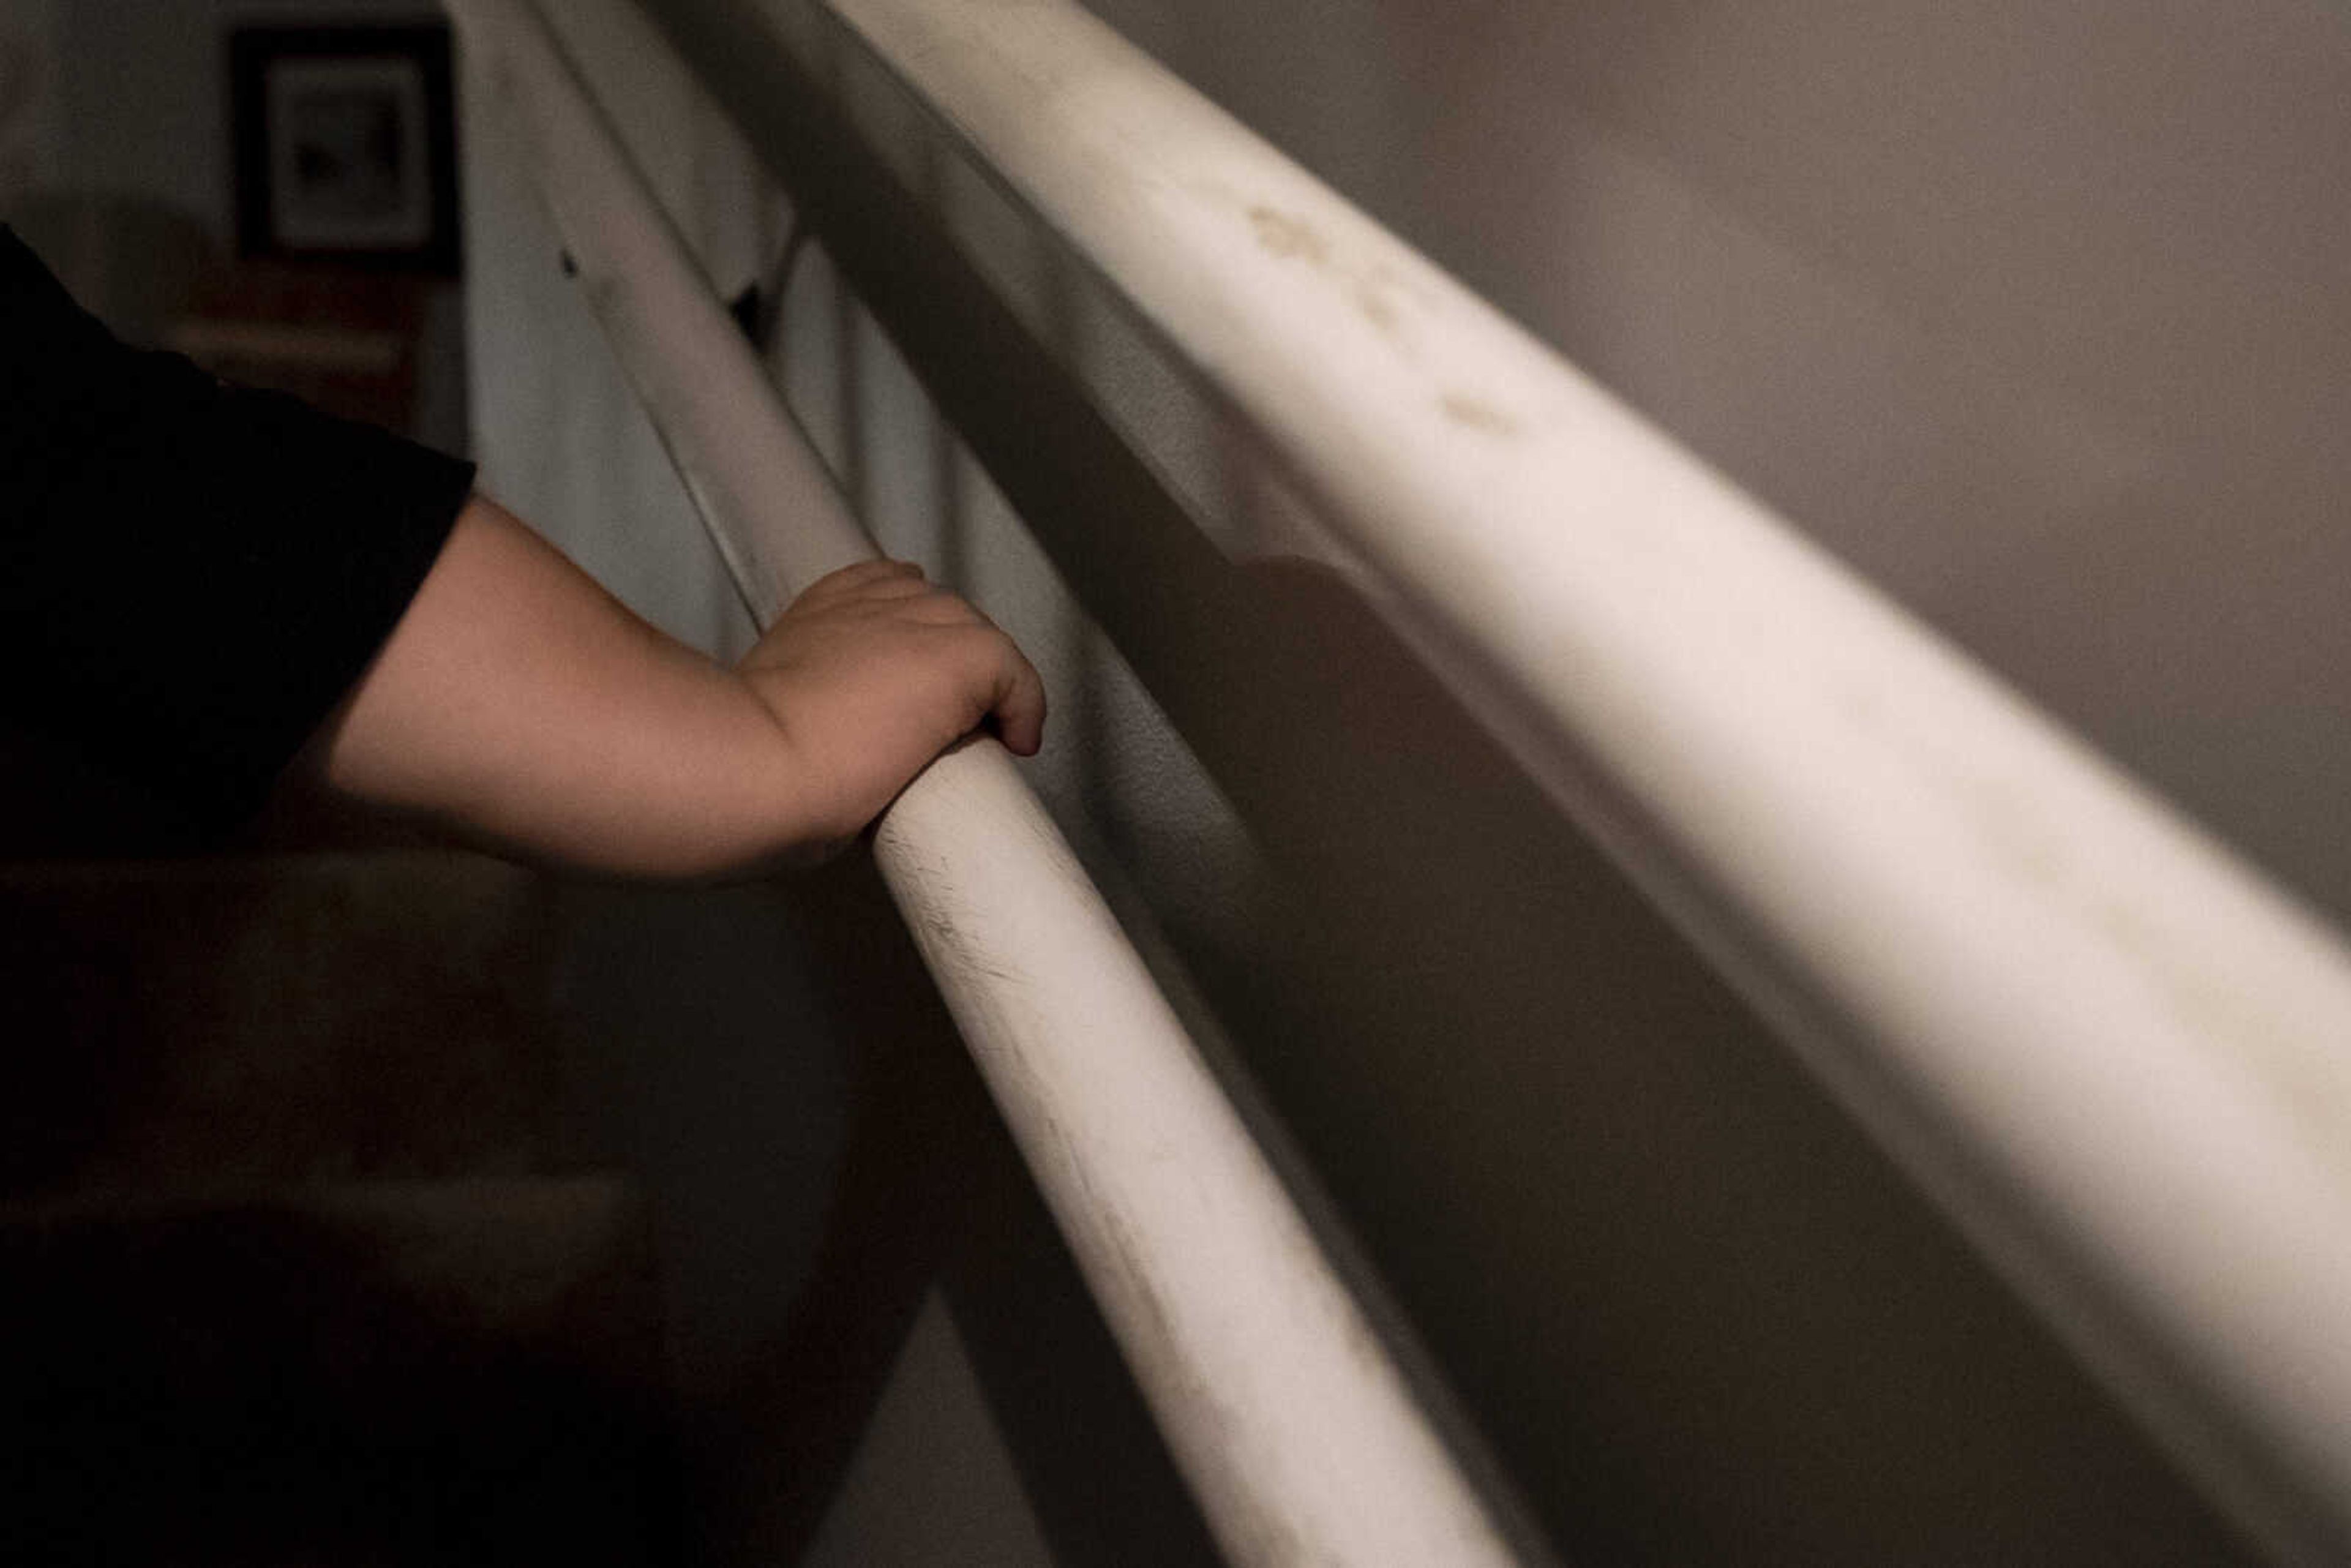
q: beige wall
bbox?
[1088,0,2351,933]
[43,0,444,247]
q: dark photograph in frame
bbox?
[230,24,460,273]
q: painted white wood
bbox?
[735,0,2351,1561]
[457,0,774,657]
[444,4,1528,1565]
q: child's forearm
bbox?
[314,494,1043,877]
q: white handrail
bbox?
[444,4,1529,1566]
[715,0,2351,1562]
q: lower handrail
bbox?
[445,2,1532,1564]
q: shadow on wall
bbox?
[645,1,2268,1562]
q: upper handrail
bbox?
[444,2,1534,1566]
[672,0,2351,1562]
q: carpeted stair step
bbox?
[0,850,615,1199]
[0,1174,680,1566]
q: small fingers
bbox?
[781,567,1045,756]
[793,557,925,610]
[896,589,995,628]
[973,626,1048,756]
[918,600,1043,753]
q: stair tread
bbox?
[1,1169,679,1566]
[1,850,618,1196]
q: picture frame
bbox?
[230,24,460,273]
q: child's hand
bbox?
[320,503,1040,877]
[739,560,1048,842]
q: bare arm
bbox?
[315,495,1044,877]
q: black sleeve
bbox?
[1,228,475,829]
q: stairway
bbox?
[0,850,682,1567]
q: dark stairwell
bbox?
[0,844,684,1567]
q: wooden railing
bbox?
[447,2,1535,1564]
[454,1,2351,1562]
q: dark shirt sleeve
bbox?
[1,228,474,828]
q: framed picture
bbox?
[230,24,459,272]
